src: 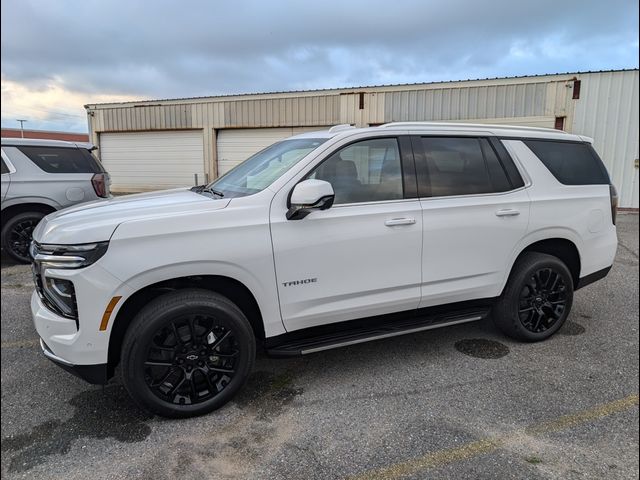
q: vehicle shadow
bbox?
[1,250,21,269]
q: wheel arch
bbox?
[108,274,265,374]
[1,202,57,228]
[504,237,581,294]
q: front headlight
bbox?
[44,277,77,318]
[31,241,109,322]
[30,241,109,268]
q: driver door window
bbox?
[309,138,403,204]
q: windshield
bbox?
[207,138,327,198]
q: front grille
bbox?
[30,242,44,298]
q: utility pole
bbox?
[16,119,27,138]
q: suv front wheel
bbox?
[494,252,574,342]
[121,289,256,418]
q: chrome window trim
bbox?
[331,197,420,208]
[418,185,530,202]
[1,148,17,174]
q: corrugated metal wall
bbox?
[91,96,341,132]
[87,70,639,207]
[381,82,564,122]
[89,76,576,133]
[572,70,639,208]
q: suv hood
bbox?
[33,188,230,245]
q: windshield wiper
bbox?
[203,187,224,197]
[190,185,224,198]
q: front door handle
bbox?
[495,209,520,217]
[384,217,416,226]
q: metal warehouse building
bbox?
[85,69,639,208]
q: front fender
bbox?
[105,260,286,338]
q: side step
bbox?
[266,307,490,357]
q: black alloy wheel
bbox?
[517,268,568,333]
[493,252,574,342]
[144,315,239,406]
[121,289,255,418]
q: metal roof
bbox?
[85,68,639,108]
[1,137,94,149]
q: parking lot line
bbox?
[348,394,639,480]
[0,338,39,349]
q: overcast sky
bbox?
[1,0,638,132]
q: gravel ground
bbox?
[1,214,638,479]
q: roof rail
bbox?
[377,121,566,134]
[328,124,356,133]
[0,137,95,148]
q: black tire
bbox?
[493,252,574,342]
[121,289,255,418]
[1,211,46,263]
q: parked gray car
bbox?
[1,138,110,263]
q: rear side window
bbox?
[1,159,8,174]
[420,137,513,197]
[17,146,104,174]
[480,139,511,192]
[524,140,610,185]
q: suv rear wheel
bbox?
[121,289,255,418]
[1,211,46,263]
[494,252,574,342]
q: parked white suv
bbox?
[30,123,618,417]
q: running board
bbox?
[266,307,490,357]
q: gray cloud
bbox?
[1,0,638,130]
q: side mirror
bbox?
[287,179,335,220]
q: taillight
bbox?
[609,184,618,225]
[91,173,109,198]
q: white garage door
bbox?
[217,127,330,176]
[100,130,205,192]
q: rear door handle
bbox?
[385,217,416,226]
[495,209,520,217]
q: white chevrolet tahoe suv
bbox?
[30,122,618,417]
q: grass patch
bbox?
[525,455,543,464]
[269,371,294,391]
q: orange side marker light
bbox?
[99,296,122,331]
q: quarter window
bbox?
[523,140,610,185]
[1,159,9,174]
[309,138,403,204]
[17,146,104,174]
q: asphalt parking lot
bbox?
[1,214,638,480]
